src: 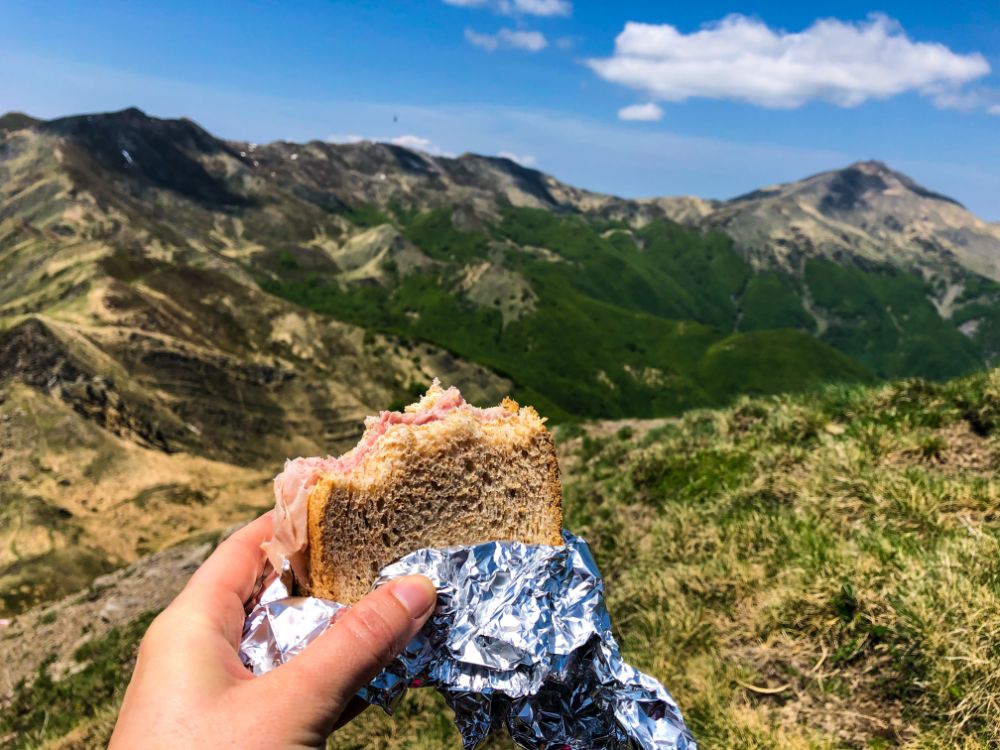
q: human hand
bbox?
[110,511,437,749]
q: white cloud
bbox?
[618,102,663,121]
[498,150,538,166]
[930,86,1000,113]
[391,134,432,150]
[587,14,990,110]
[444,0,570,16]
[9,49,1000,219]
[502,0,570,17]
[328,132,452,156]
[465,28,501,52]
[466,27,547,52]
[327,133,366,143]
[390,134,454,157]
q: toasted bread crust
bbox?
[305,405,562,603]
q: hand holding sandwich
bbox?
[109,511,437,749]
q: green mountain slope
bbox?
[3,108,999,425]
[260,207,874,419]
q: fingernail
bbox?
[391,576,437,619]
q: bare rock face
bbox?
[691,161,1000,281]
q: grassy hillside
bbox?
[804,258,982,378]
[10,368,1000,748]
[339,369,1000,748]
[261,209,877,419]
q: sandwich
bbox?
[262,381,562,603]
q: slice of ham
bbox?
[261,381,513,582]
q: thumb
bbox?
[259,575,437,727]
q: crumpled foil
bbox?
[240,532,696,750]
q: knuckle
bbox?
[137,609,175,655]
[343,599,405,664]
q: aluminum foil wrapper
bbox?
[240,532,696,749]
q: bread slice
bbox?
[303,384,562,603]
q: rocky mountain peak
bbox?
[813,159,964,214]
[0,111,42,132]
[693,156,1000,282]
[26,107,248,208]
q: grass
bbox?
[0,611,158,748]
[15,368,1000,748]
[0,546,118,616]
[558,370,1000,748]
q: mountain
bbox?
[0,109,511,613]
[1,106,999,615]
[691,160,1000,282]
[657,160,1000,371]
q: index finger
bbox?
[170,511,274,643]
[186,511,274,601]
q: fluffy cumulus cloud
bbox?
[587,14,990,110]
[444,0,570,17]
[618,102,663,121]
[497,150,537,166]
[466,27,547,52]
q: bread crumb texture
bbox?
[306,403,562,603]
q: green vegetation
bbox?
[0,491,117,614]
[0,546,117,615]
[804,258,982,379]
[345,204,393,229]
[261,209,874,420]
[403,208,490,262]
[0,611,158,748]
[952,275,1000,362]
[738,272,815,332]
[342,369,1000,748]
[15,370,1000,748]
[497,210,748,327]
[258,206,998,419]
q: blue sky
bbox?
[1,0,998,218]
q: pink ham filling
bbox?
[262,385,512,581]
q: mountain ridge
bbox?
[2,105,999,615]
[5,107,995,280]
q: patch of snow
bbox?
[121,149,134,165]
